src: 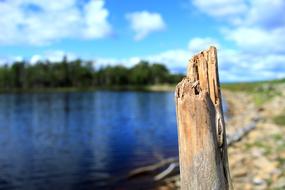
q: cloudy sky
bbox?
[0,0,284,82]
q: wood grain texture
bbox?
[175,46,233,190]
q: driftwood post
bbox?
[175,46,233,190]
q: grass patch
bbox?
[222,80,283,106]
[273,114,285,126]
[272,134,284,141]
[277,157,285,166]
[222,82,262,93]
[244,141,272,155]
[272,134,285,153]
[252,90,281,106]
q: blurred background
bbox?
[0,0,284,189]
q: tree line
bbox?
[0,57,184,90]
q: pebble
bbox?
[253,178,266,185]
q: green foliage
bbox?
[150,63,169,84]
[129,61,152,85]
[222,81,282,106]
[221,82,264,92]
[0,59,184,91]
[273,114,285,126]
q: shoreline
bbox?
[0,81,265,94]
[0,84,177,94]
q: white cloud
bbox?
[83,0,112,39]
[190,0,285,81]
[0,50,77,65]
[215,0,285,54]
[192,0,248,21]
[188,37,219,53]
[126,11,166,41]
[0,59,6,65]
[95,38,219,74]
[146,49,189,72]
[14,56,24,62]
[224,27,285,54]
[195,0,285,52]
[0,0,112,45]
[245,0,285,29]
[96,49,189,73]
[30,54,42,64]
[44,50,77,62]
[217,48,285,82]
[0,56,24,65]
[29,50,77,64]
[95,57,141,68]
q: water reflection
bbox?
[0,91,179,189]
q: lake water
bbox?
[0,91,180,190]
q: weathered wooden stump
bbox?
[175,46,233,190]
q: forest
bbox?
[0,57,184,90]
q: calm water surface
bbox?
[0,91,180,190]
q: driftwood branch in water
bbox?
[127,157,178,178]
[154,163,178,181]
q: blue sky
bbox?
[0,0,284,82]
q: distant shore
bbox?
[0,78,283,94]
[0,84,177,94]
